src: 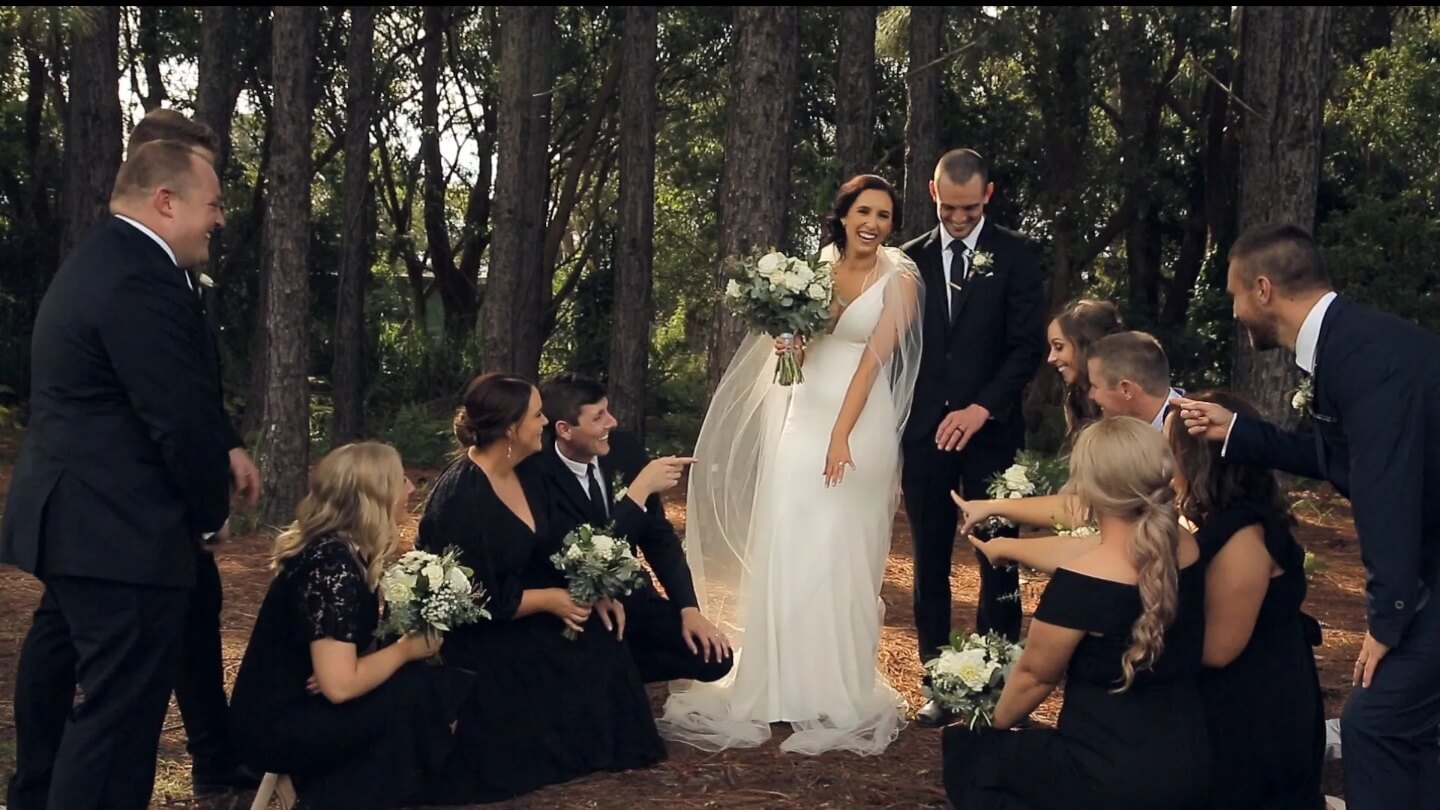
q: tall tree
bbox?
[483,6,553,378]
[902,7,942,240]
[195,6,247,177]
[608,6,658,440]
[836,6,877,181]
[331,6,376,444]
[259,6,317,526]
[708,6,800,395]
[1232,6,1331,426]
[60,6,122,259]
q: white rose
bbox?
[725,279,743,299]
[1291,391,1306,410]
[591,535,616,556]
[446,567,470,593]
[767,268,788,286]
[1001,465,1031,493]
[757,252,786,274]
[421,564,444,590]
[952,648,999,691]
[565,543,585,561]
[384,580,413,603]
[806,282,826,300]
[783,271,807,294]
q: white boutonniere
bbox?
[969,250,996,277]
[197,272,215,288]
[1292,374,1314,412]
[611,472,629,504]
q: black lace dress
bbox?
[418,456,667,804]
[942,562,1212,810]
[230,535,473,810]
[1196,501,1325,809]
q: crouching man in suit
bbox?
[522,373,734,683]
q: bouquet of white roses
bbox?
[549,523,649,640]
[974,451,1070,539]
[923,630,1025,730]
[722,249,834,385]
[376,547,490,653]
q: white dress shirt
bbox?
[1151,388,1183,431]
[940,216,986,319]
[554,442,639,516]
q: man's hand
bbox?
[1171,397,1235,442]
[627,456,697,504]
[935,405,990,452]
[595,596,626,639]
[229,448,260,509]
[680,607,732,663]
[1352,631,1391,688]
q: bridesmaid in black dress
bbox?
[419,373,666,804]
[1168,391,1325,809]
[230,442,473,810]
[946,417,1210,809]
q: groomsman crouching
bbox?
[1084,330,1183,428]
[522,373,734,684]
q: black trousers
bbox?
[1340,593,1440,810]
[620,584,734,684]
[7,548,234,810]
[8,576,189,810]
[902,437,1022,671]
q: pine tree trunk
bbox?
[331,6,376,445]
[1233,6,1331,428]
[836,7,877,181]
[483,6,553,380]
[259,6,316,527]
[60,6,122,259]
[608,6,658,441]
[707,6,799,396]
[196,6,244,176]
[902,7,942,241]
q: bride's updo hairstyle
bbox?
[1063,416,1180,693]
[822,174,898,254]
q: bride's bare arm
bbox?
[824,270,921,486]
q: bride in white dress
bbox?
[658,175,925,756]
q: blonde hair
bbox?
[271,442,407,588]
[1063,416,1179,692]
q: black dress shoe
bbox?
[192,763,263,794]
[916,698,953,728]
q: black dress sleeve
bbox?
[292,539,371,644]
[1034,568,1137,635]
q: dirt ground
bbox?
[0,439,1358,809]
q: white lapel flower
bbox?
[611,472,629,504]
[968,250,996,279]
[197,272,216,288]
[1292,375,1314,412]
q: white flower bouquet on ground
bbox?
[549,523,649,640]
[923,630,1025,730]
[722,249,834,385]
[377,547,490,655]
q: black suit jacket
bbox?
[521,429,699,610]
[0,216,233,587]
[900,222,1048,452]
[1226,295,1440,648]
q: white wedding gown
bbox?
[659,246,923,756]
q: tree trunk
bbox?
[196,6,245,176]
[608,6,658,441]
[259,6,316,527]
[136,6,167,111]
[60,6,122,259]
[1233,6,1330,427]
[483,6,553,379]
[836,6,877,181]
[707,6,799,396]
[902,7,942,241]
[331,6,376,445]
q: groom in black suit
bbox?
[1,142,235,810]
[1176,223,1440,809]
[522,373,734,684]
[901,149,1047,726]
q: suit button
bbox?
[1395,600,1406,609]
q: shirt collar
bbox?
[940,216,987,255]
[114,214,179,267]
[1151,388,1182,430]
[554,441,596,480]
[1295,292,1338,374]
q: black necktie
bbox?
[585,464,609,524]
[948,241,969,321]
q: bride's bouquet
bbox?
[377,547,490,657]
[924,630,1025,730]
[975,450,1070,539]
[722,249,834,385]
[549,523,649,640]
